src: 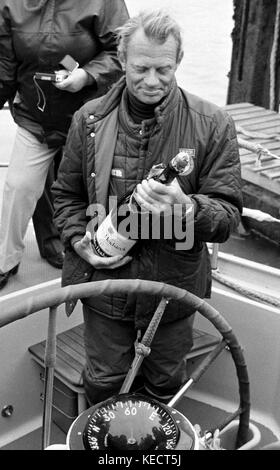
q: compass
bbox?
[67,393,199,450]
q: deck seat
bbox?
[28,324,220,433]
[29,324,85,389]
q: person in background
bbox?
[52,10,243,406]
[0,0,129,289]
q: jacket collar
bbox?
[94,75,181,127]
[154,79,181,125]
[93,76,126,121]
[118,79,181,138]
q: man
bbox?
[52,10,242,406]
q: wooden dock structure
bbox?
[224,102,280,245]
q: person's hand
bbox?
[133,178,193,216]
[54,68,90,93]
[73,232,132,270]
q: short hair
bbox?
[116,10,184,64]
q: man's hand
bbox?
[133,178,193,216]
[54,68,90,93]
[73,232,132,270]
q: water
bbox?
[125,0,234,106]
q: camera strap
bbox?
[33,76,46,112]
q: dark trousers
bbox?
[32,152,63,258]
[82,306,195,406]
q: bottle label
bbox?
[95,210,136,257]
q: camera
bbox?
[34,71,69,82]
[34,55,78,84]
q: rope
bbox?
[134,343,151,357]
[119,297,169,394]
[212,270,280,309]
[270,0,280,110]
[237,136,280,165]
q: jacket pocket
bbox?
[61,249,94,287]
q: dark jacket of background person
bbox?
[52,76,243,329]
[0,0,129,147]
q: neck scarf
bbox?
[127,90,163,124]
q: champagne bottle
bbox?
[92,151,193,257]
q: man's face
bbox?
[121,28,180,105]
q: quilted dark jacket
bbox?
[0,0,129,146]
[52,77,243,328]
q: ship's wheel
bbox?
[62,279,250,450]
